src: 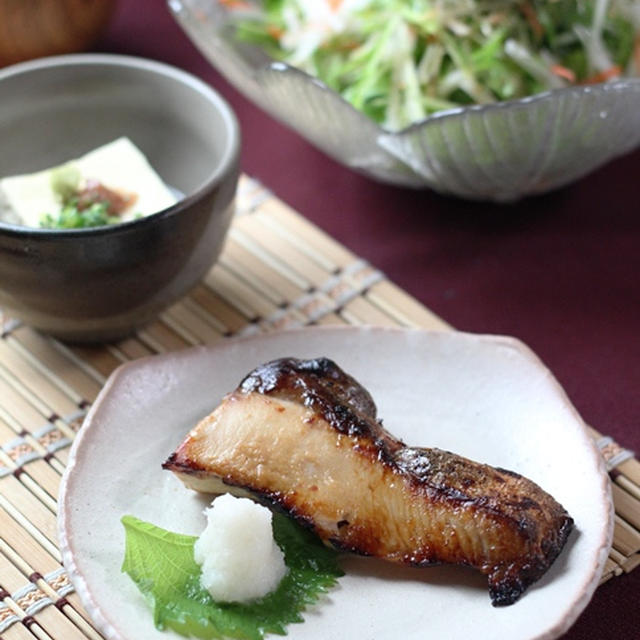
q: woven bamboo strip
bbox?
[0,531,62,621]
[0,375,53,429]
[205,264,278,320]
[189,285,247,334]
[110,337,153,362]
[9,329,102,403]
[252,209,340,273]
[366,280,452,330]
[1,621,38,640]
[66,346,121,382]
[0,417,17,443]
[3,338,85,408]
[341,295,403,328]
[137,320,190,354]
[16,466,58,510]
[0,420,65,480]
[130,329,167,355]
[178,296,227,336]
[233,216,330,287]
[0,541,98,640]
[222,236,303,303]
[0,499,59,564]
[608,546,627,567]
[229,227,311,292]
[255,307,308,335]
[103,345,131,367]
[220,255,294,310]
[163,303,224,347]
[623,553,640,573]
[599,557,621,583]
[0,479,57,547]
[236,174,275,212]
[616,474,640,502]
[0,344,77,418]
[0,377,74,450]
[49,449,69,468]
[613,515,640,556]
[0,403,67,477]
[0,454,57,513]
[0,602,55,640]
[159,312,201,348]
[0,560,87,640]
[15,460,59,503]
[259,198,355,269]
[17,622,55,640]
[0,474,55,524]
[8,598,87,640]
[0,550,53,614]
[315,312,349,326]
[618,458,640,486]
[15,326,105,402]
[0,514,61,585]
[611,483,640,531]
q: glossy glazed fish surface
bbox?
[163,357,573,606]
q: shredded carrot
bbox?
[332,39,360,52]
[328,0,345,10]
[219,0,251,9]
[550,64,576,83]
[519,2,543,40]
[583,65,623,84]
[267,25,284,40]
[488,11,507,26]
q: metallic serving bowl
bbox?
[169,0,640,201]
[0,54,240,342]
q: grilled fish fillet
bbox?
[163,357,573,606]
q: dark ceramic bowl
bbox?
[0,54,240,342]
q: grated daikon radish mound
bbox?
[193,493,287,603]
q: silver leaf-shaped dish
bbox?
[168,0,640,200]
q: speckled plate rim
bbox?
[58,325,613,640]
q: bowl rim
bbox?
[0,52,241,238]
[262,62,640,137]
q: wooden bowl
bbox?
[0,0,115,67]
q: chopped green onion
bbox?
[40,201,120,229]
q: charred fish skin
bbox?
[239,357,380,434]
[392,446,574,605]
[163,357,573,606]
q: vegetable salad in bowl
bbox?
[235,0,640,130]
[170,0,640,199]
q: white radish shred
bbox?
[193,493,287,603]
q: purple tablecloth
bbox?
[97,2,639,637]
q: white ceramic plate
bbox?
[58,327,612,640]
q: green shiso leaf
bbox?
[121,513,344,640]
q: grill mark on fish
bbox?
[163,357,573,606]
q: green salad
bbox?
[231,0,640,130]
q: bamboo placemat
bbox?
[0,175,638,639]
